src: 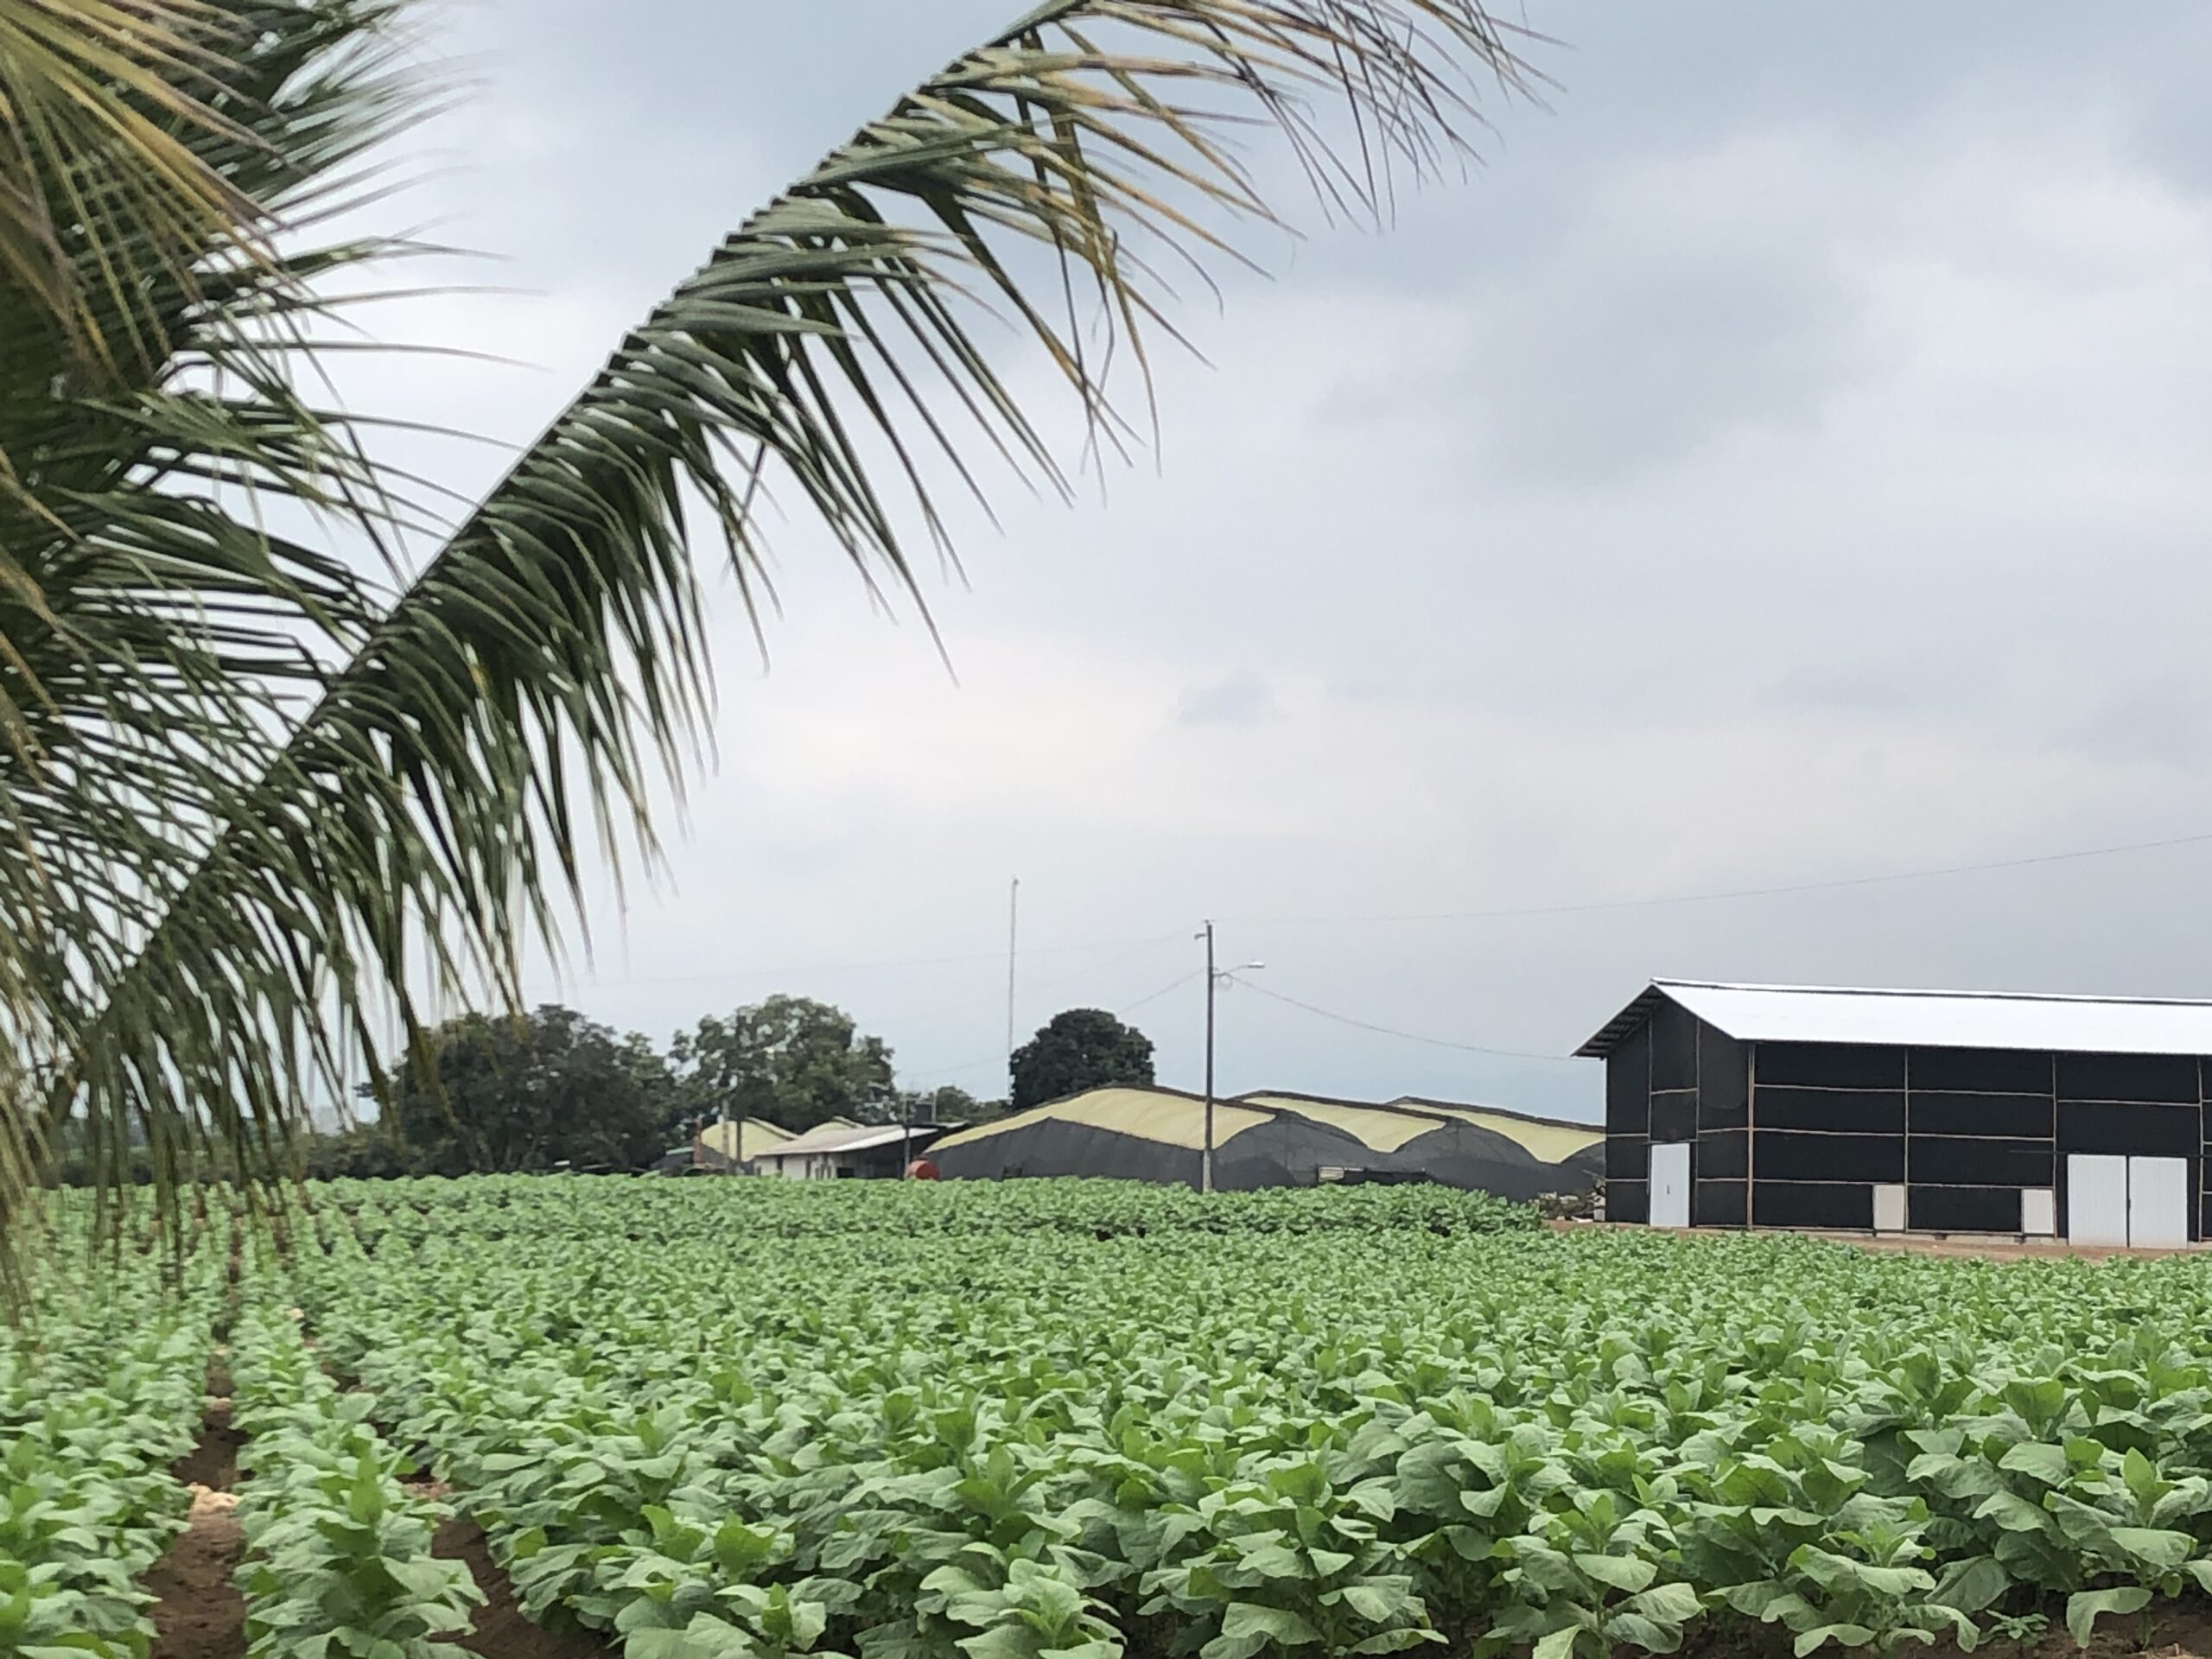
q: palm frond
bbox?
[35,0,1535,1275]
[0,0,435,1272]
[0,0,276,375]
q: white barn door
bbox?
[2067,1155,2129,1245]
[2128,1157,2190,1249]
[2068,1154,2190,1247]
[1649,1143,1691,1229]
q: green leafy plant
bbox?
[230,1312,483,1657]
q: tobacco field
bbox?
[16,1179,2212,1659]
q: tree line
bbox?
[277,998,1160,1179]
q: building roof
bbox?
[932,1086,1273,1155]
[931,1085,1600,1160]
[755,1122,930,1159]
[694,1119,795,1163]
[1394,1098,1608,1164]
[1577,978,2212,1060]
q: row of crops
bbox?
[16,1177,2212,1657]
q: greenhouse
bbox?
[929,1085,1601,1196]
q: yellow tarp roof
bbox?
[931,1086,1272,1154]
[1398,1101,1600,1162]
[1238,1094,1440,1154]
[929,1086,1602,1164]
[696,1119,796,1162]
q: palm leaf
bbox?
[0,0,276,374]
[30,0,1535,1274]
[0,0,432,1262]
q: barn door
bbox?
[2066,1154,2129,1246]
[2128,1157,2190,1249]
[1649,1143,1690,1229]
[2067,1154,2190,1246]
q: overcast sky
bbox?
[342,1,2212,1119]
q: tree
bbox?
[673,996,895,1135]
[372,1006,667,1176]
[888,1085,985,1130]
[1011,1011,1156,1111]
[0,0,1528,1279]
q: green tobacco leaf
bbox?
[1217,1603,1321,1649]
[1792,1624,1877,1656]
[1996,1443,2070,1486]
[2065,1587,2151,1647]
[1576,1554,1657,1594]
[1604,1613,1685,1654]
[1929,1555,2009,1614]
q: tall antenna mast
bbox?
[1005,877,1020,1095]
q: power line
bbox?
[1118,968,1204,1016]
[1239,981,1583,1063]
[902,969,1211,1084]
[899,968,1206,1085]
[526,824,2212,1000]
[1222,827,2212,931]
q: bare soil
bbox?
[144,1402,616,1657]
[435,1517,620,1659]
[1671,1599,2212,1659]
[1557,1220,2199,1262]
[149,1395,246,1659]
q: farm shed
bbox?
[1580,979,2212,1245]
[753,1121,953,1180]
[929,1085,1600,1196]
[692,1118,795,1171]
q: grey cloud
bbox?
[372,0,2212,1122]
[1177,671,1283,728]
[2057,689,2212,771]
[1765,658,1983,719]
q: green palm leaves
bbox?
[2,0,1531,1281]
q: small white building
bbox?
[753,1122,951,1180]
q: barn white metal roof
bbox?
[1577,979,2212,1060]
[754,1122,920,1159]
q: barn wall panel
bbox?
[1754,1088,1904,1134]
[1757,1044,1905,1090]
[1697,1128,1748,1180]
[1610,1179,1649,1224]
[1908,1093,2054,1139]
[1906,1135,2055,1188]
[1699,1026,1749,1129]
[1649,1090,1699,1143]
[1752,1131,1904,1184]
[1694,1179,1748,1227]
[1909,1047,2053,1094]
[1651,1000,1698,1092]
[1605,1134,1649,1179]
[2057,1052,2199,1105]
[1752,1181,1873,1230]
[2057,1101,2199,1155]
[1605,1026,1650,1136]
[1910,1185,2027,1232]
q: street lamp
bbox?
[1196,919,1265,1195]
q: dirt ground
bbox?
[437,1518,619,1659]
[1554,1220,2201,1262]
[148,1397,246,1659]
[144,1389,616,1659]
[1671,1599,2212,1659]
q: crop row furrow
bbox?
[228,1307,483,1656]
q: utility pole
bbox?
[1195,925,1263,1197]
[1006,876,1020,1096]
[1200,919,1217,1194]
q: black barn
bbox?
[1579,980,2212,1245]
